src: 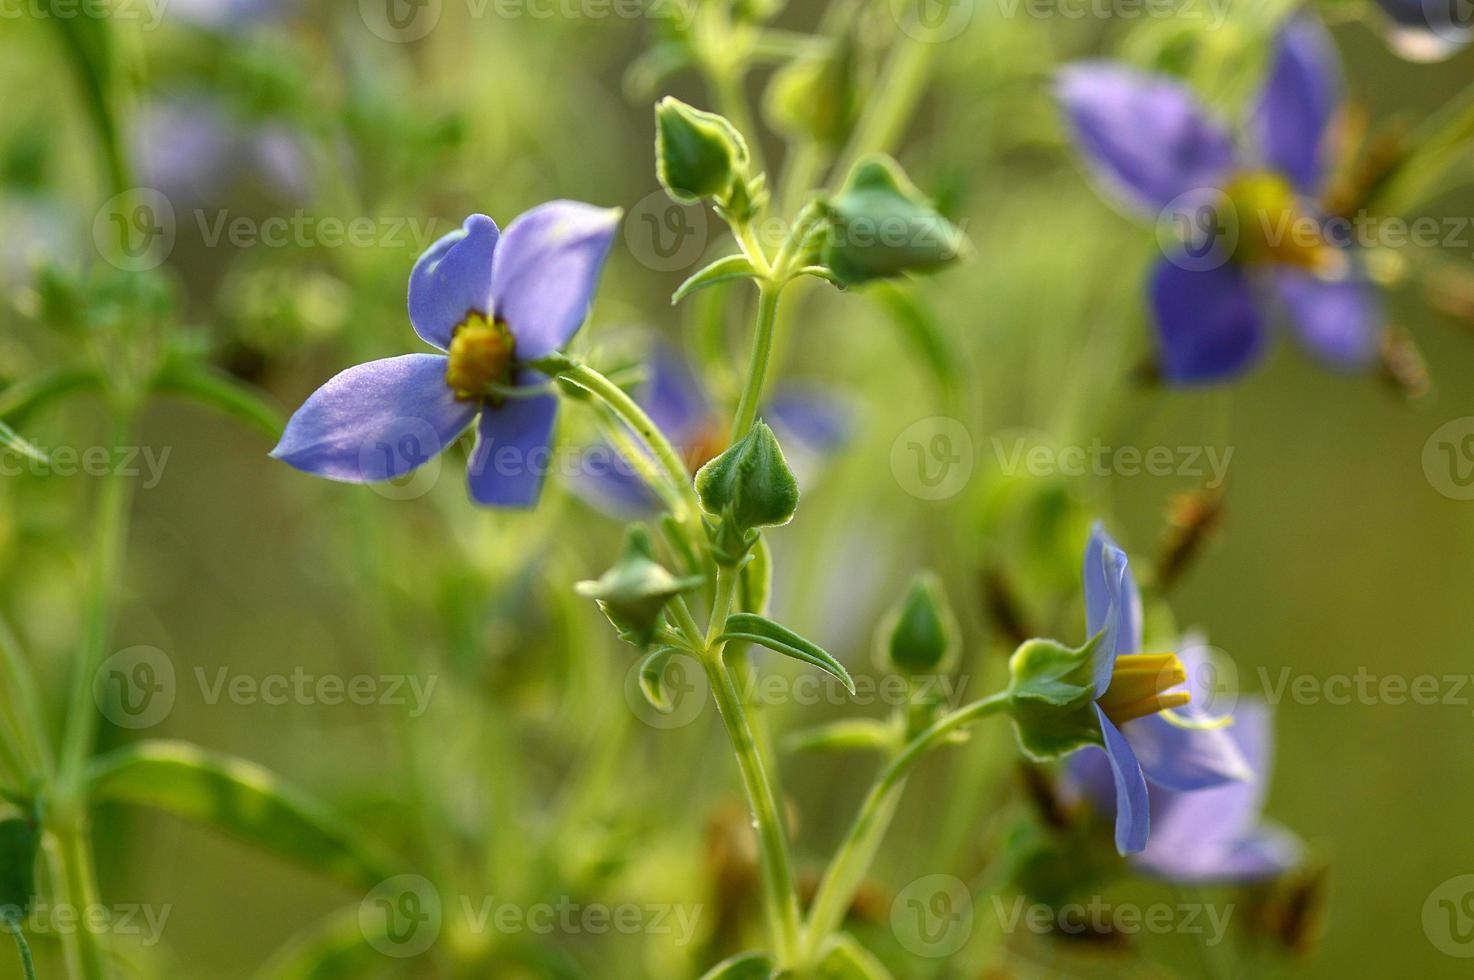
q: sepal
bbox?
[575,525,703,649]
[1006,634,1104,761]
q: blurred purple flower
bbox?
[1372,0,1472,61]
[165,0,279,30]
[1072,525,1250,854]
[1058,16,1382,384]
[134,98,311,207]
[272,204,620,507]
[575,343,851,517]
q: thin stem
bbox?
[57,417,135,790]
[705,565,741,649]
[800,692,1011,962]
[700,648,802,965]
[52,818,108,980]
[729,283,784,443]
[2,917,36,980]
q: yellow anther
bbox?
[1223,171,1339,274]
[445,314,515,401]
[1097,652,1192,727]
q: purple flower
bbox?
[1071,669,1301,882]
[134,98,311,207]
[1073,525,1250,854]
[271,204,620,507]
[575,343,851,517]
[1058,17,1381,384]
[1372,0,1472,61]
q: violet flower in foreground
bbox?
[1071,525,1250,854]
[1058,16,1381,384]
[272,203,620,507]
[576,344,850,517]
[1071,674,1301,882]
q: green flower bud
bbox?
[575,525,703,649]
[879,572,958,676]
[1005,635,1102,762]
[765,41,856,147]
[821,155,968,287]
[655,97,750,205]
[695,420,800,537]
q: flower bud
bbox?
[766,42,856,148]
[575,525,703,649]
[696,421,800,532]
[655,97,750,205]
[879,572,958,676]
[821,155,968,287]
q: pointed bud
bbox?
[766,41,856,147]
[821,155,968,287]
[879,572,958,676]
[696,420,799,532]
[575,525,703,649]
[655,97,750,205]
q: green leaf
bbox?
[785,718,894,754]
[84,741,398,889]
[720,613,855,694]
[638,646,685,713]
[817,933,895,979]
[697,951,775,980]
[153,366,286,440]
[673,255,760,305]
[0,422,47,466]
[0,818,37,915]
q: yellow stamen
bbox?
[445,314,515,401]
[1098,651,1192,727]
[1223,171,1340,275]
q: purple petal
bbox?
[1083,524,1141,695]
[1098,707,1151,855]
[1056,63,1235,213]
[1151,258,1267,384]
[408,214,500,351]
[271,354,475,483]
[766,386,852,455]
[645,344,709,440]
[466,371,559,508]
[491,201,621,361]
[1273,269,1379,369]
[1126,640,1252,790]
[1137,824,1301,883]
[1252,16,1342,194]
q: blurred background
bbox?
[2,0,1473,977]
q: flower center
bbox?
[1097,652,1191,727]
[445,314,515,401]
[1222,171,1341,275]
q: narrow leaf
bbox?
[638,646,683,713]
[84,741,397,889]
[720,613,855,693]
[785,718,894,754]
[673,254,759,304]
[0,422,46,466]
[818,933,895,979]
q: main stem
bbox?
[729,283,783,444]
[701,646,802,964]
[800,692,1011,962]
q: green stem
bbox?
[2,916,37,980]
[701,648,802,965]
[51,818,108,980]
[729,283,784,443]
[57,417,135,790]
[800,692,1010,962]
